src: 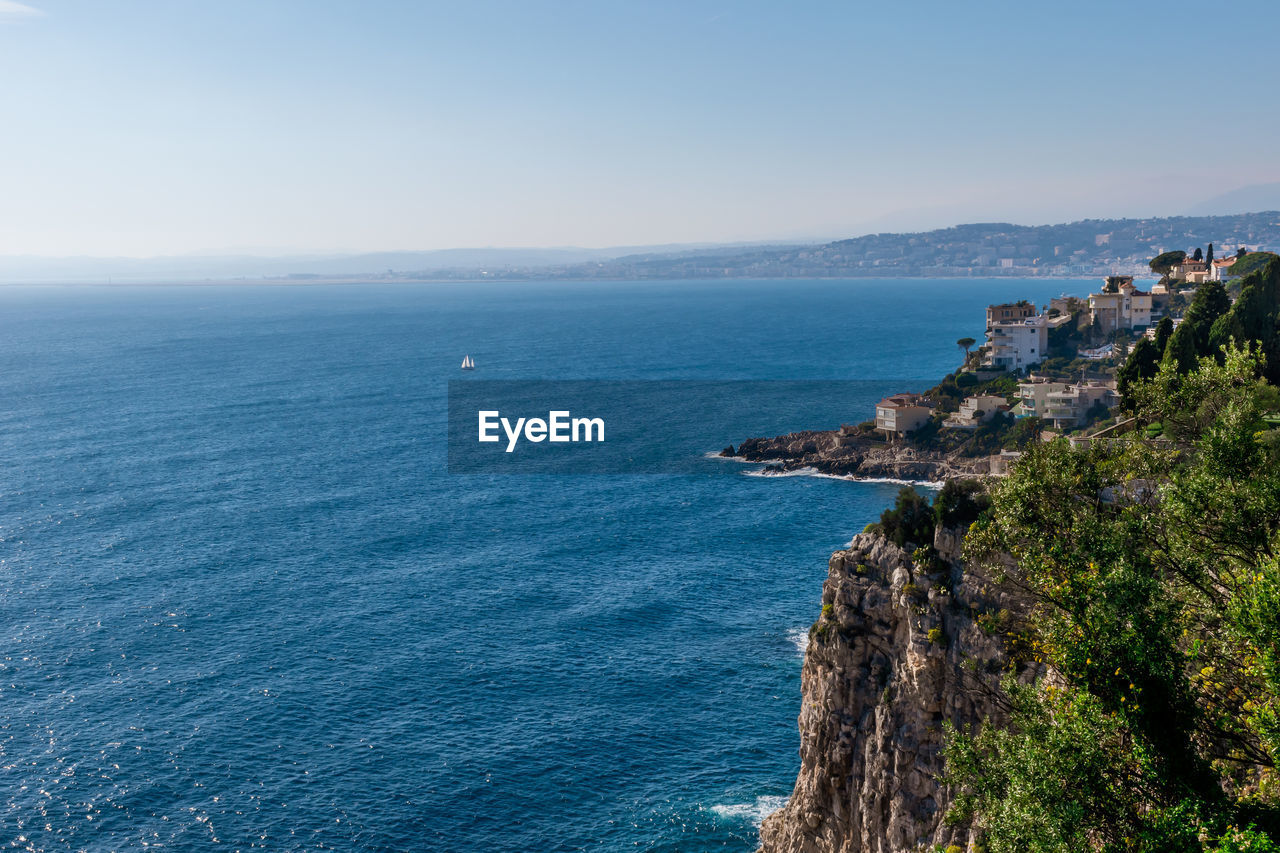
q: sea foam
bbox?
[711,795,789,827]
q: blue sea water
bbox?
[0,278,1098,851]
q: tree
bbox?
[1154,316,1175,354]
[1231,252,1280,279]
[1194,247,1204,261]
[1117,336,1161,408]
[1184,281,1232,356]
[873,487,937,548]
[1151,251,1187,278]
[933,479,991,529]
[958,337,977,364]
[1207,242,1215,267]
[1162,321,1199,374]
[946,346,1280,851]
[1208,257,1280,381]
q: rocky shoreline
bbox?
[721,429,991,483]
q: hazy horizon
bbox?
[3,0,1280,257]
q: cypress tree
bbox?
[1162,322,1199,374]
[1117,337,1162,408]
[1153,316,1174,354]
[1184,281,1231,356]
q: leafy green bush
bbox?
[946,346,1280,851]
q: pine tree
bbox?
[1206,242,1214,267]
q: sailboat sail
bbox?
[461,355,475,370]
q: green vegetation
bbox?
[1185,280,1233,354]
[1231,252,1280,279]
[870,479,992,552]
[1150,250,1187,277]
[942,346,1280,851]
[1154,316,1174,352]
[935,478,992,528]
[1116,336,1161,409]
[913,372,1046,456]
[1210,258,1280,384]
[870,487,937,549]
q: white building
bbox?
[1212,258,1240,282]
[983,315,1048,371]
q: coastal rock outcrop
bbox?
[730,431,990,482]
[759,529,1036,853]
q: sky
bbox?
[1,0,1279,257]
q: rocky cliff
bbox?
[726,431,991,482]
[759,528,1036,853]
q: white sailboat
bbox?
[460,354,475,371]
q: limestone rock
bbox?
[759,529,1035,853]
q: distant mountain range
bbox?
[3,212,1278,283]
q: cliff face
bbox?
[760,529,1034,853]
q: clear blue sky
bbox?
[1,0,1278,256]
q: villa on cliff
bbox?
[1171,256,1210,284]
[982,313,1048,371]
[1088,276,1152,334]
[1212,257,1241,282]
[944,394,1009,429]
[1014,377,1118,429]
[875,393,934,440]
[985,300,1036,329]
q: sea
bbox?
[0,277,1097,851]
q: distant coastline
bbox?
[4,211,1277,285]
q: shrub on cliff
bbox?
[934,479,990,529]
[871,486,936,549]
[945,345,1280,851]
